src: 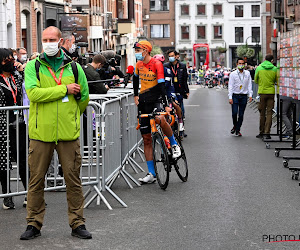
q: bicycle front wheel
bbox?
[152,133,170,190]
[174,134,188,182]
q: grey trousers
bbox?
[281,98,293,135]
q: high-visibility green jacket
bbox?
[24,51,89,143]
[254,60,278,94]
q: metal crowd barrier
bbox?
[0,90,144,210]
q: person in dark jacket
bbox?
[0,48,27,210]
[164,50,189,137]
[82,54,109,94]
[164,50,189,112]
[61,31,76,59]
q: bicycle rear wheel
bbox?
[174,134,188,182]
[152,133,170,190]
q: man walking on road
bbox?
[20,26,92,240]
[228,58,253,137]
[254,54,278,139]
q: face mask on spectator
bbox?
[20,54,27,63]
[69,44,76,54]
[14,55,18,61]
[237,65,245,70]
[42,38,61,57]
[169,57,175,63]
[2,61,15,73]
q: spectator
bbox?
[61,31,76,58]
[16,47,28,64]
[21,26,91,240]
[82,54,109,94]
[254,54,278,139]
[0,48,27,209]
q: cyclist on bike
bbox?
[153,54,184,132]
[133,41,181,184]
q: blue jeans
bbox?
[232,94,248,132]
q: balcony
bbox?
[118,23,136,35]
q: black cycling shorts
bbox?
[138,102,164,135]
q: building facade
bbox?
[271,0,300,62]
[142,0,175,52]
[175,0,262,68]
[0,0,17,49]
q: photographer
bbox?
[82,54,109,94]
[99,51,124,84]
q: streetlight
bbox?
[245,36,260,65]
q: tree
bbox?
[236,45,255,58]
[150,45,162,57]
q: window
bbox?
[235,5,243,17]
[118,0,128,19]
[213,4,222,15]
[150,0,169,11]
[252,27,260,43]
[213,25,222,39]
[181,26,189,40]
[235,27,244,43]
[251,5,260,17]
[181,5,189,15]
[197,4,205,15]
[197,26,206,39]
[150,24,170,38]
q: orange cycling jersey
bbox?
[135,58,165,94]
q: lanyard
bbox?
[171,63,179,76]
[48,67,64,85]
[1,74,17,105]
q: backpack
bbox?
[35,60,78,84]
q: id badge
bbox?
[14,104,18,115]
[174,77,178,83]
[62,95,69,103]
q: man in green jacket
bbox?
[20,26,92,240]
[254,54,278,139]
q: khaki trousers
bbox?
[258,94,275,134]
[26,139,85,230]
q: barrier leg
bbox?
[126,159,139,173]
[128,156,145,172]
[119,171,134,189]
[105,185,128,208]
[122,168,141,187]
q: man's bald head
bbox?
[43,26,61,38]
[42,26,62,44]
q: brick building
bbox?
[270,0,300,61]
[142,0,175,53]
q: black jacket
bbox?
[82,64,108,94]
[164,61,189,96]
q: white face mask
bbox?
[14,55,18,61]
[42,38,61,57]
[20,54,27,63]
[69,44,76,54]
